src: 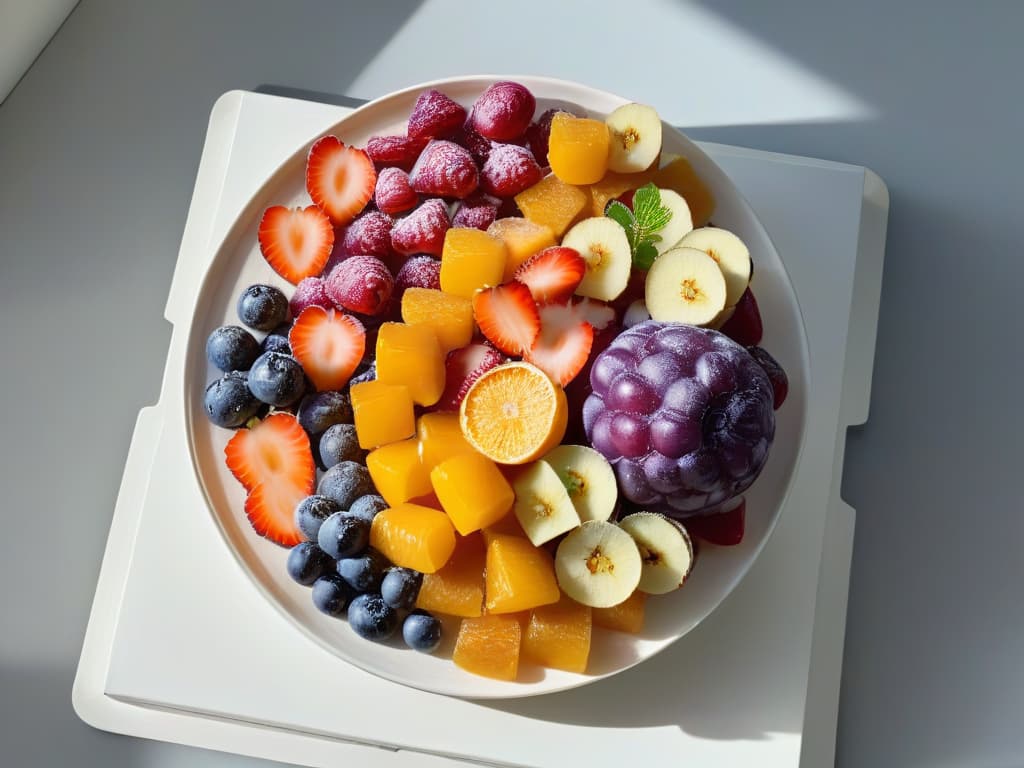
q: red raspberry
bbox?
[471,81,536,141]
[456,120,495,163]
[390,199,450,256]
[374,167,418,216]
[481,144,543,197]
[407,89,467,141]
[365,135,429,171]
[452,193,500,230]
[325,254,394,316]
[409,140,479,199]
[289,276,333,316]
[340,210,394,260]
[394,255,442,300]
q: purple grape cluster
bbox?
[583,321,775,517]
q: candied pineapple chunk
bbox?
[350,380,416,449]
[366,438,432,508]
[417,412,475,471]
[370,502,456,574]
[416,532,486,617]
[431,452,514,535]
[485,534,560,614]
[588,169,657,216]
[522,596,592,673]
[486,217,557,279]
[375,322,445,407]
[453,615,521,681]
[592,590,647,634]
[440,228,507,298]
[514,175,588,238]
[651,155,716,227]
[547,113,611,185]
[401,288,474,353]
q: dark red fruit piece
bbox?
[471,81,536,141]
[325,254,394,316]
[390,198,450,256]
[747,346,789,409]
[686,499,745,546]
[365,134,430,171]
[393,255,442,300]
[409,140,479,199]
[481,144,543,197]
[451,193,500,231]
[407,89,468,141]
[340,210,394,260]
[719,288,763,346]
[374,167,418,215]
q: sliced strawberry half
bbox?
[257,205,334,285]
[524,302,594,386]
[224,413,315,547]
[513,246,586,303]
[686,498,745,546]
[289,306,365,391]
[306,136,376,226]
[436,343,507,411]
[472,281,541,356]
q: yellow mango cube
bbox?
[417,412,475,471]
[522,596,592,673]
[416,532,486,617]
[514,175,589,238]
[440,228,507,298]
[350,380,416,449]
[486,217,557,279]
[592,590,647,634]
[430,452,514,535]
[548,113,610,185]
[401,288,474,353]
[588,169,658,216]
[370,502,456,573]
[652,155,716,227]
[485,534,561,614]
[366,438,432,508]
[376,322,445,407]
[453,615,521,681]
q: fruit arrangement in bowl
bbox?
[189,76,805,697]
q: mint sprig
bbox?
[605,183,672,271]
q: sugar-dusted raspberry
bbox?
[452,192,500,231]
[393,255,442,300]
[340,210,394,260]
[289,276,333,317]
[390,199,450,256]
[325,255,394,316]
[481,144,543,197]
[456,120,495,163]
[407,89,467,141]
[374,167,418,216]
[409,140,479,199]
[365,134,429,171]
[471,81,536,141]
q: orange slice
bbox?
[458,362,567,465]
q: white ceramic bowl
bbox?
[184,76,809,699]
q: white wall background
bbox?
[0,0,78,103]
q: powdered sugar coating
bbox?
[365,135,429,171]
[394,255,442,300]
[457,119,495,163]
[481,144,543,197]
[452,193,500,230]
[374,167,419,215]
[409,140,479,200]
[471,81,536,141]
[340,210,394,260]
[325,255,394,316]
[390,198,450,256]
[407,89,467,141]
[289,276,333,316]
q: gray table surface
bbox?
[1,2,1021,767]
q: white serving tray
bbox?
[74,90,887,768]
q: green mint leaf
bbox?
[605,201,636,249]
[634,242,659,271]
[631,183,672,243]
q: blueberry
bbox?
[348,494,388,524]
[206,325,260,372]
[261,321,292,355]
[297,391,353,435]
[286,542,333,586]
[204,371,261,428]
[317,512,369,560]
[294,495,341,541]
[347,593,399,641]
[247,351,305,406]
[318,461,374,509]
[318,424,362,469]
[312,573,354,617]
[402,610,442,653]
[381,567,423,610]
[350,361,377,386]
[337,548,390,593]
[237,284,289,331]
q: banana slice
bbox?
[512,460,581,546]
[562,217,632,301]
[618,512,694,594]
[678,227,751,307]
[544,444,617,523]
[605,103,662,174]
[645,246,727,326]
[555,521,642,607]
[652,189,694,255]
